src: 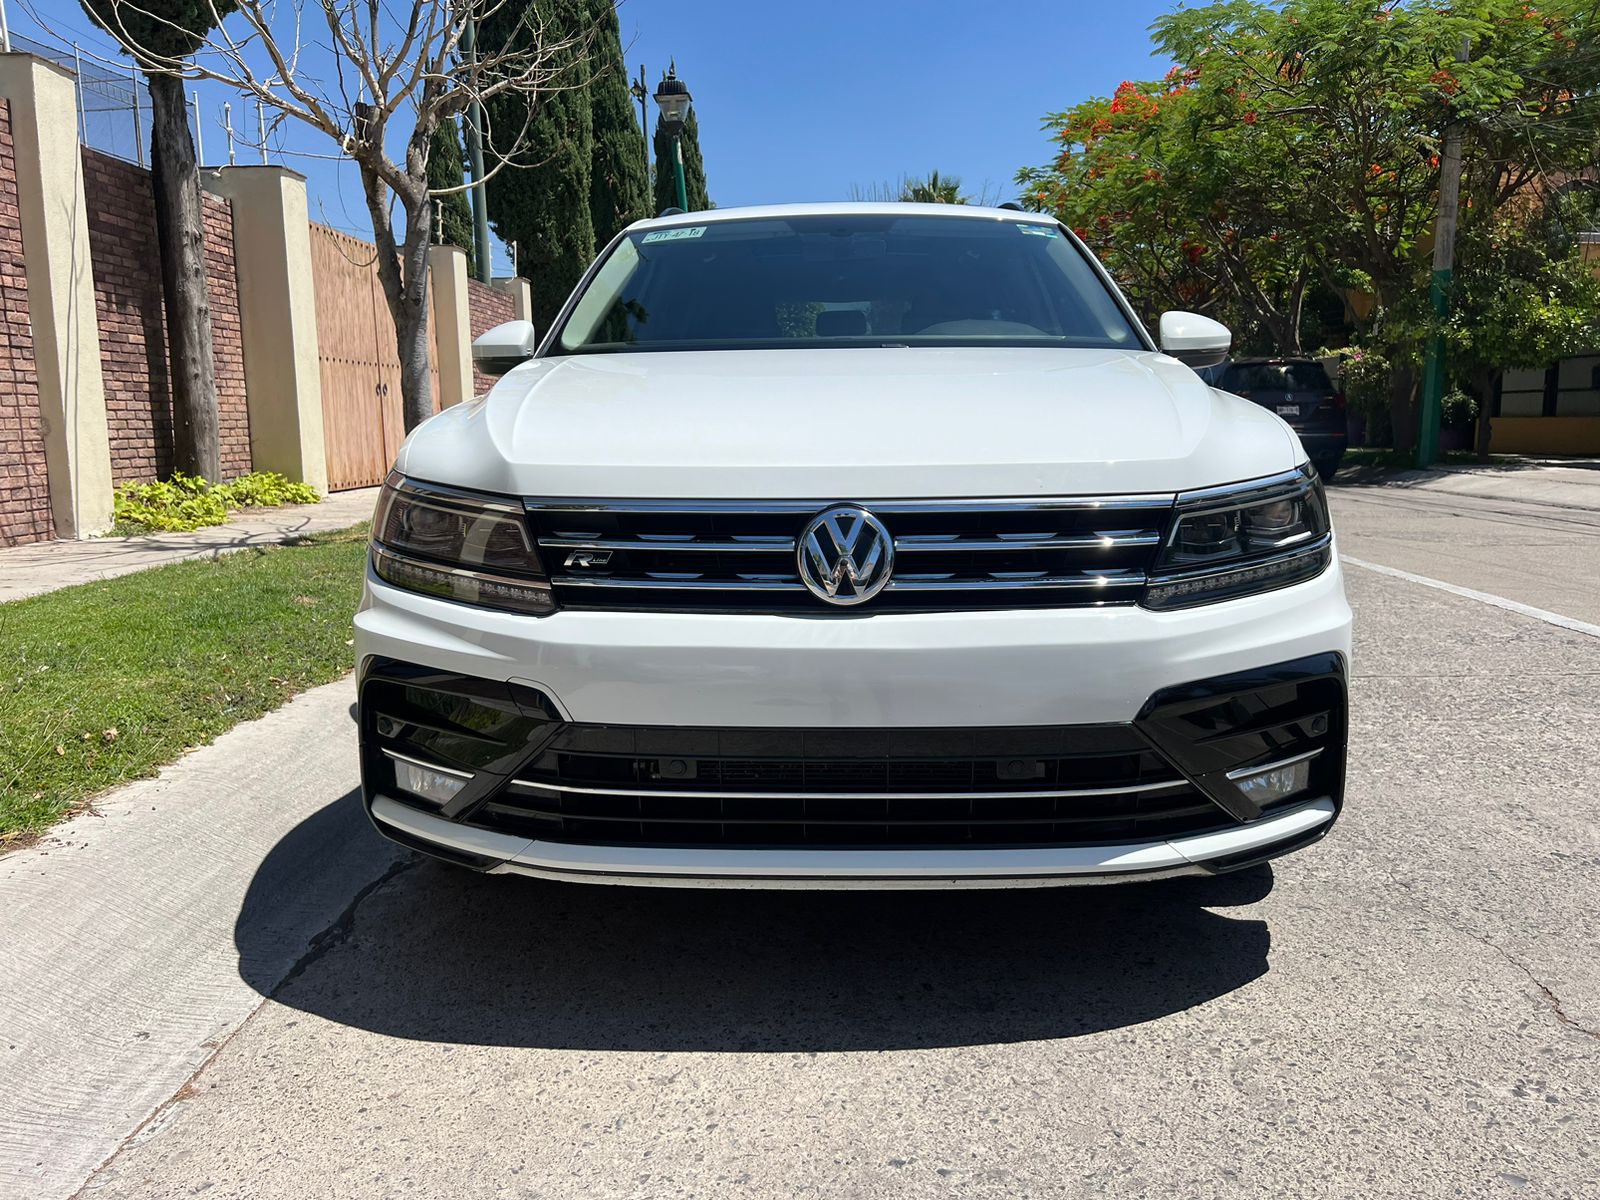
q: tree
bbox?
[1150,0,1600,449]
[1021,0,1600,447]
[585,0,650,246]
[1447,195,1600,458]
[82,0,237,481]
[428,119,477,279]
[900,170,970,204]
[79,0,592,432]
[653,102,709,214]
[1018,77,1317,349]
[481,0,596,333]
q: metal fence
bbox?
[10,33,150,165]
[6,32,252,169]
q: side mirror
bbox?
[1158,311,1231,370]
[471,320,539,377]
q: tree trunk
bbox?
[1475,366,1498,462]
[147,73,221,482]
[393,196,436,431]
[1388,365,1418,452]
[395,287,433,432]
[360,164,436,433]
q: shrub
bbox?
[112,471,321,534]
[219,472,321,509]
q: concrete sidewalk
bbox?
[0,488,379,603]
[1337,458,1600,511]
[0,678,397,1198]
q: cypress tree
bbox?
[480,0,595,331]
[653,105,711,215]
[427,119,477,279]
[586,0,651,246]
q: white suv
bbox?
[354,204,1351,888]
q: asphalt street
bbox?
[8,476,1599,1199]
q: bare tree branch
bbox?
[51,0,597,431]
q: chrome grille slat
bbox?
[552,576,806,590]
[540,537,797,553]
[894,532,1160,550]
[508,779,1191,801]
[889,574,1141,592]
[526,495,1173,612]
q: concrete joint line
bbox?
[1340,555,1600,641]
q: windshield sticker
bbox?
[641,226,707,244]
[1017,223,1059,238]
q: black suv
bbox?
[1210,358,1347,480]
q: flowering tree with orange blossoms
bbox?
[1018,74,1317,353]
[1021,0,1600,448]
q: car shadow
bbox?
[236,791,1276,1053]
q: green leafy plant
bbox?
[112,472,320,534]
[218,472,321,509]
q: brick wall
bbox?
[467,278,516,396]
[204,198,252,479]
[0,99,53,547]
[82,149,252,484]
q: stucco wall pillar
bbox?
[0,53,113,538]
[428,245,473,409]
[202,166,327,493]
[494,276,534,326]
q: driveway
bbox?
[4,476,1598,1199]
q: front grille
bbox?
[526,497,1173,612]
[465,722,1230,849]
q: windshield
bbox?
[553,214,1143,354]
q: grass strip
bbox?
[1,524,370,846]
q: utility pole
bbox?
[1417,37,1471,468]
[462,17,494,283]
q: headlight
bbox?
[371,473,555,614]
[1144,466,1331,609]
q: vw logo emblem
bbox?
[798,505,894,606]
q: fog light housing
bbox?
[387,752,472,807]
[1226,751,1317,807]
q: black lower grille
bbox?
[465,722,1229,849]
[358,655,1347,859]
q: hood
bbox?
[395,347,1302,499]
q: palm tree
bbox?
[899,170,969,204]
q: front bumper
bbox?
[354,558,1351,887]
[369,792,1337,889]
[354,555,1351,728]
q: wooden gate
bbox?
[310,224,441,490]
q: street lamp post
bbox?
[653,62,692,212]
[629,63,650,182]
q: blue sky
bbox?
[16,0,1177,276]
